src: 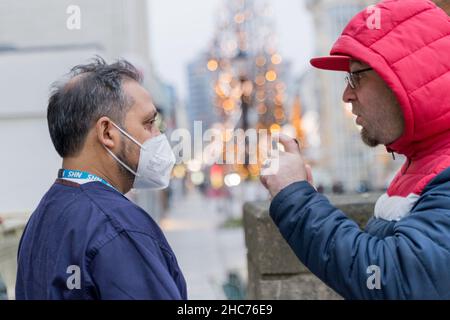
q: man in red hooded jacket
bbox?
[261,0,450,299]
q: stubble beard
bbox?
[117,138,137,186]
[360,127,380,147]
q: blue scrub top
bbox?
[16,179,187,300]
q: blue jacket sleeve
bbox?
[269,181,450,299]
[88,231,185,300]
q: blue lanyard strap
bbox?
[58,169,118,191]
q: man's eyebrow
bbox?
[145,110,157,120]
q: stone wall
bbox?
[243,193,380,300]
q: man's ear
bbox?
[96,116,116,149]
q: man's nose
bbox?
[342,83,356,103]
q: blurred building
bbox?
[0,0,150,59]
[0,0,175,218]
[186,53,218,133]
[301,0,403,193]
[293,70,322,162]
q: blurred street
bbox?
[161,182,267,299]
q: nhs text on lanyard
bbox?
[58,169,117,191]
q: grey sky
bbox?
[148,0,315,100]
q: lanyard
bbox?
[58,169,118,192]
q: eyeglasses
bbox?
[345,68,373,89]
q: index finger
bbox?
[273,133,301,155]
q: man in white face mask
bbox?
[16,57,187,300]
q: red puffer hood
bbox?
[315,0,450,159]
[312,0,450,157]
[312,0,450,196]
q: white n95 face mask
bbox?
[104,121,176,190]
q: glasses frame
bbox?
[345,67,373,89]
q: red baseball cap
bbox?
[310,55,351,72]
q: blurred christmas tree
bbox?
[205,0,303,179]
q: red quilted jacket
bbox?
[327,0,450,197]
